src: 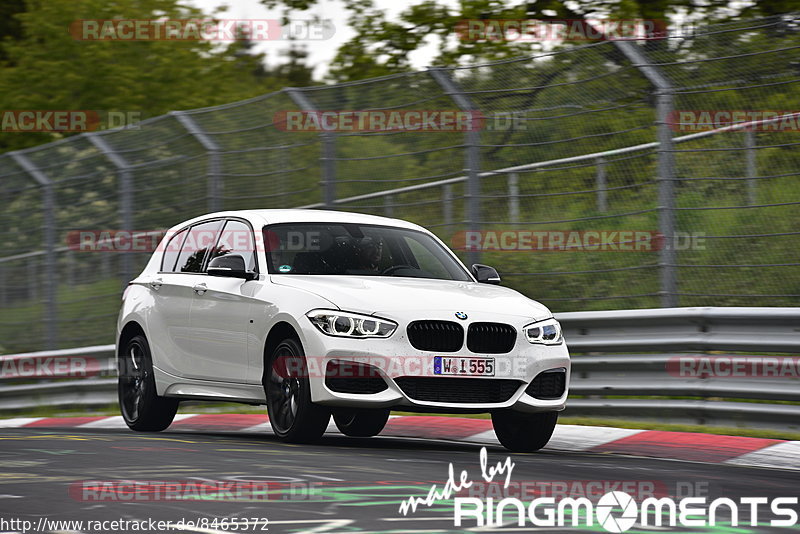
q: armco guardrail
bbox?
[558,307,800,430]
[558,307,800,353]
[0,308,798,431]
[0,345,116,411]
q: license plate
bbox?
[433,356,495,376]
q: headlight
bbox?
[523,318,562,345]
[306,309,397,338]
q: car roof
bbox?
[170,209,426,233]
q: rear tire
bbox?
[334,408,390,437]
[265,337,330,443]
[492,410,558,452]
[118,334,178,432]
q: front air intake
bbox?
[324,360,388,394]
[525,368,567,399]
[395,377,521,403]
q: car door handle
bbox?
[193,283,207,295]
[149,278,163,291]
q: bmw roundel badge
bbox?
[455,312,468,320]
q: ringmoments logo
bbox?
[398,447,799,531]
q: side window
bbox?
[207,220,257,272]
[175,220,224,273]
[161,229,187,272]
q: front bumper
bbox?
[300,313,570,413]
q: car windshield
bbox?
[263,223,471,281]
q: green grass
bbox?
[0,278,121,354]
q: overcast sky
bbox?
[186,0,455,79]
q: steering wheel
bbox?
[382,265,415,275]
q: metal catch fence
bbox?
[1,15,799,352]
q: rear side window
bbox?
[175,220,224,273]
[161,229,187,272]
[207,219,257,272]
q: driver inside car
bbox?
[355,236,384,272]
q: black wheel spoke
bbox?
[117,334,179,432]
[120,342,148,423]
[268,345,304,434]
[265,338,329,442]
[278,399,292,428]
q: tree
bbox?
[0,0,25,63]
[261,0,799,82]
[0,0,313,152]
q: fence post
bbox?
[596,157,608,213]
[508,173,520,223]
[172,111,222,212]
[28,256,38,301]
[384,195,394,217]
[10,152,58,349]
[613,41,677,307]
[443,185,453,227]
[0,265,5,308]
[429,68,481,266]
[88,134,134,290]
[285,88,336,208]
[745,129,757,205]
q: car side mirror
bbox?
[471,263,501,285]
[208,255,257,281]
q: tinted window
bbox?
[175,220,224,273]
[207,219,257,272]
[263,223,470,281]
[404,236,451,279]
[161,229,187,272]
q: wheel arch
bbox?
[118,321,146,360]
[262,321,301,386]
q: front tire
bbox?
[492,410,558,452]
[334,408,390,437]
[118,334,178,431]
[265,337,330,443]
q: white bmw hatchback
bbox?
[117,209,570,451]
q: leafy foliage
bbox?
[0,0,314,152]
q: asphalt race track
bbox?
[0,425,798,534]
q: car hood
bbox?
[270,275,552,320]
